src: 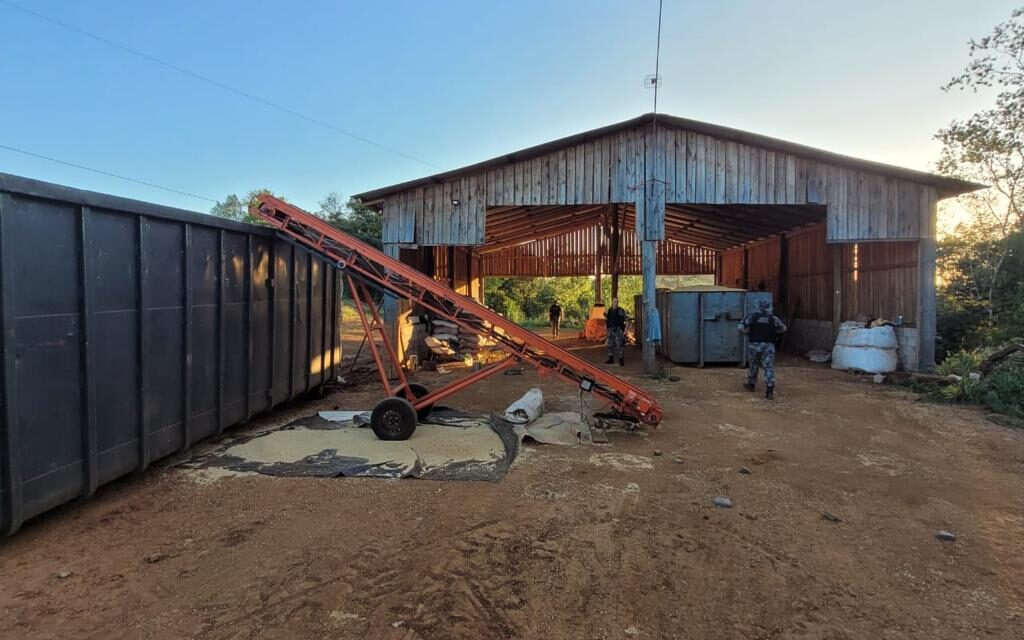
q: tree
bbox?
[318,192,382,248]
[937,7,1024,337]
[210,188,281,225]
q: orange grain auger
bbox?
[251,195,662,440]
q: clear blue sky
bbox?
[0,0,1017,214]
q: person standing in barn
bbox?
[604,297,627,366]
[548,299,563,338]
[738,299,787,399]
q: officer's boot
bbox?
[765,385,775,400]
[604,356,614,364]
[743,382,755,392]
[619,357,625,366]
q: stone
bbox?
[872,373,886,384]
[739,466,752,475]
[56,570,72,580]
[713,496,733,509]
[668,375,681,382]
[936,530,957,542]
[822,511,841,523]
[673,456,684,464]
[653,449,663,456]
[144,553,166,564]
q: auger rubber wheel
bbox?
[371,397,418,441]
[396,383,433,422]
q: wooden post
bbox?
[916,191,938,372]
[831,243,843,337]
[610,204,621,300]
[641,240,657,373]
[637,125,665,375]
[595,223,604,304]
[917,237,937,371]
[741,246,749,290]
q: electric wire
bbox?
[0,142,218,202]
[0,0,442,170]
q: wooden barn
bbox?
[354,113,982,372]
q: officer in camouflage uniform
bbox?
[604,297,627,366]
[738,299,787,399]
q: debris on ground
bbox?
[822,511,842,523]
[936,530,957,542]
[56,570,72,580]
[653,449,663,456]
[713,496,733,508]
[515,412,593,446]
[144,553,167,564]
[806,349,831,363]
[183,413,512,482]
[318,410,370,422]
[503,388,545,424]
[739,466,752,474]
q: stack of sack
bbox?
[458,326,482,358]
[831,321,899,373]
[424,318,495,361]
[424,318,460,358]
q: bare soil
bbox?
[2,333,1023,640]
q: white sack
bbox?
[503,388,545,425]
[835,325,898,349]
[831,345,899,373]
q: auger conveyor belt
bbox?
[251,195,662,439]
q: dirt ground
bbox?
[2,330,1024,640]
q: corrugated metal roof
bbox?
[355,113,983,202]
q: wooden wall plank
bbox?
[385,122,948,247]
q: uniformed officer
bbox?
[604,297,627,366]
[738,299,787,399]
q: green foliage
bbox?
[936,7,1024,361]
[936,349,984,377]
[980,361,1024,419]
[318,193,382,248]
[210,188,280,224]
[484,276,645,326]
[209,190,383,250]
[922,347,1024,422]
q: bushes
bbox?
[483,276,645,326]
[980,361,1024,419]
[928,348,1024,421]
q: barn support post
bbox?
[917,238,937,371]
[610,204,621,300]
[641,240,658,373]
[383,243,400,378]
[831,243,843,337]
[915,190,938,372]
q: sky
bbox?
[0,0,1018,217]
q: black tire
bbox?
[371,397,418,441]
[396,383,432,422]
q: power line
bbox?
[0,142,219,203]
[0,0,442,170]
[653,0,664,124]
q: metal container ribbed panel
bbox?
[0,173,342,536]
